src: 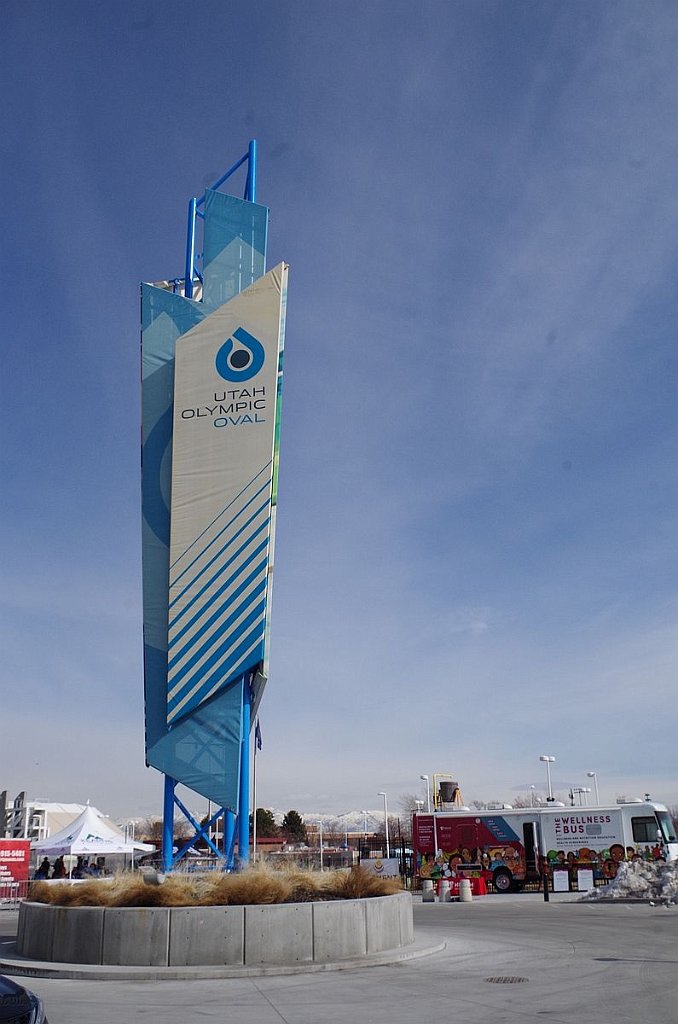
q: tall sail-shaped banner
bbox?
[141,184,285,813]
[168,265,287,725]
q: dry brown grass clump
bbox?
[324,866,402,900]
[29,865,402,908]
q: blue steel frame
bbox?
[162,141,258,873]
[184,139,257,300]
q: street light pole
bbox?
[539,755,555,802]
[361,810,368,836]
[587,772,599,805]
[378,792,390,858]
[318,819,324,872]
[420,775,431,813]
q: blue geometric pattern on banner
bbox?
[147,674,243,811]
[168,496,270,621]
[167,464,273,724]
[142,407,174,546]
[168,573,268,681]
[203,191,268,307]
[169,462,272,578]
[482,817,521,844]
[140,286,243,801]
[168,544,269,657]
[141,285,207,659]
[169,623,265,727]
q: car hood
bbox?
[0,975,35,1020]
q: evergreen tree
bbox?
[281,809,307,843]
[249,807,279,837]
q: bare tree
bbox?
[399,793,420,815]
[374,814,404,844]
[140,817,192,843]
[323,818,345,845]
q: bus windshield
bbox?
[657,811,677,843]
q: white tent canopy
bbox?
[32,805,153,857]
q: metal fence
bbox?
[0,880,30,906]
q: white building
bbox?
[3,799,103,841]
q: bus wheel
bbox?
[493,869,513,893]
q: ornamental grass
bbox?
[29,864,402,908]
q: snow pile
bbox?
[582,860,678,902]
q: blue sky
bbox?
[2,2,678,820]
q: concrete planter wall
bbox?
[17,892,413,967]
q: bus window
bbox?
[632,816,662,843]
[656,811,677,843]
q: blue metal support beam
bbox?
[197,152,248,207]
[184,197,197,298]
[224,809,236,869]
[246,139,257,203]
[194,138,256,209]
[237,676,251,866]
[162,775,175,873]
[172,794,223,861]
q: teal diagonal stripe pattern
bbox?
[166,465,273,724]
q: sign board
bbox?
[140,190,282,810]
[553,868,570,892]
[577,868,595,892]
[0,840,30,885]
[543,811,622,853]
[364,857,400,878]
[168,263,287,725]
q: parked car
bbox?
[0,974,47,1023]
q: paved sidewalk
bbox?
[3,894,678,1023]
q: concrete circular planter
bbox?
[17,892,413,967]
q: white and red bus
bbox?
[412,800,678,892]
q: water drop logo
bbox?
[215,327,265,382]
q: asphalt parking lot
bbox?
[2,893,678,1023]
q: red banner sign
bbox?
[0,839,31,884]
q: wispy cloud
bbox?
[3,3,678,818]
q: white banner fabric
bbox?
[167,263,287,725]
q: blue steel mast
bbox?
[142,141,268,872]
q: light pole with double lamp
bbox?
[377,792,390,858]
[539,755,556,802]
[587,771,599,805]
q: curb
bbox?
[0,939,446,981]
[580,897,675,905]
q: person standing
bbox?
[35,858,50,880]
[52,856,66,879]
